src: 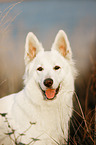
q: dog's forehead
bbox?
[32,50,68,69]
[37,51,63,63]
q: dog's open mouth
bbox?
[39,85,60,100]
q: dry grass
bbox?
[69,59,96,145]
[0,1,24,97]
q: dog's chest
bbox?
[12,104,64,144]
[17,104,61,131]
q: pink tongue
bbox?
[45,89,56,99]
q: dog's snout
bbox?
[44,78,53,87]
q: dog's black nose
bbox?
[44,78,53,88]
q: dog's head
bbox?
[24,30,77,101]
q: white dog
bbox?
[0,30,77,145]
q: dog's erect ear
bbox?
[52,30,72,59]
[25,32,44,65]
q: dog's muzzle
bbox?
[39,78,60,100]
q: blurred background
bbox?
[0,0,96,144]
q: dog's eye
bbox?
[37,67,44,71]
[54,66,61,70]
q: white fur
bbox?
[0,30,77,145]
